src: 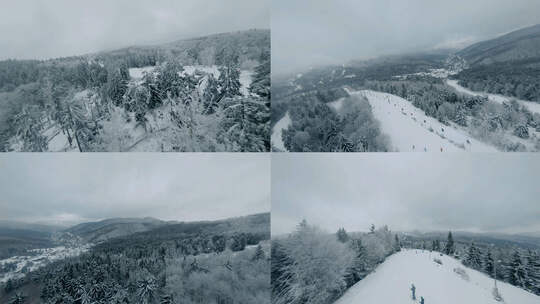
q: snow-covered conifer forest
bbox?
[0,30,270,152]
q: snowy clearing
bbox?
[239,70,254,96]
[271,112,291,151]
[446,79,540,115]
[334,249,539,304]
[128,66,156,81]
[338,89,498,152]
[181,65,220,78]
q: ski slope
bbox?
[338,89,498,152]
[446,79,540,115]
[334,249,539,304]
[271,112,291,151]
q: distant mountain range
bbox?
[65,217,172,243]
[401,230,540,249]
[0,213,271,259]
[457,24,540,65]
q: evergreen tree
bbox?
[202,74,220,114]
[525,250,540,294]
[463,243,482,270]
[444,231,455,255]
[344,238,369,287]
[432,239,441,252]
[252,244,266,261]
[219,96,270,152]
[249,50,270,99]
[106,67,128,106]
[13,105,48,151]
[508,250,527,288]
[336,228,349,243]
[136,275,158,304]
[393,234,401,252]
[217,51,242,100]
[484,249,495,276]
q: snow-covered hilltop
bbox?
[335,249,540,304]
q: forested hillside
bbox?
[0,213,270,303]
[453,24,540,102]
[0,29,270,152]
[271,221,399,304]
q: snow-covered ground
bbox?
[129,65,252,97]
[393,68,460,80]
[336,89,498,152]
[128,66,156,81]
[271,112,291,151]
[335,249,539,304]
[239,70,254,96]
[0,245,91,283]
[446,79,540,115]
[181,65,220,78]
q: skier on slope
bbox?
[420,296,425,304]
[411,284,416,300]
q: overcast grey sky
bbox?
[0,153,270,226]
[273,0,540,74]
[272,154,540,236]
[0,0,269,60]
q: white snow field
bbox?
[334,249,540,304]
[128,66,156,81]
[446,79,540,115]
[336,89,498,152]
[271,112,291,151]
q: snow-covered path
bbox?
[337,89,498,152]
[271,112,291,151]
[334,249,539,304]
[446,79,540,115]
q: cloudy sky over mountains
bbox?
[272,153,540,235]
[0,154,270,226]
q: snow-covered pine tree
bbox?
[525,250,540,294]
[202,74,220,114]
[219,96,270,152]
[463,243,483,270]
[445,231,455,255]
[484,249,495,276]
[106,67,128,106]
[344,238,369,287]
[252,244,266,261]
[432,239,441,252]
[336,228,349,243]
[58,97,94,152]
[13,104,48,151]
[217,50,242,100]
[393,234,401,252]
[249,50,270,99]
[508,250,527,288]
